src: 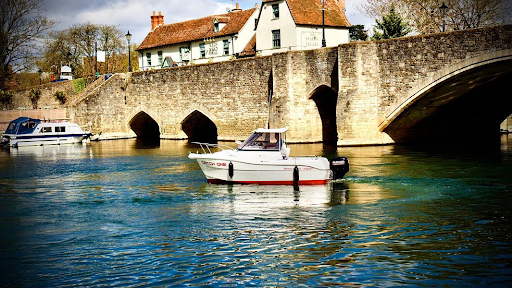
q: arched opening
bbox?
[383,60,512,145]
[129,111,160,140]
[181,110,218,144]
[310,85,338,146]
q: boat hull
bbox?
[190,154,331,185]
[3,134,89,147]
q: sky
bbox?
[41,0,374,44]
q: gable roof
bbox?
[137,8,257,51]
[261,0,350,27]
[239,35,257,57]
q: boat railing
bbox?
[191,142,235,154]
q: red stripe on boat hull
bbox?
[206,179,329,185]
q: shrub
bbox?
[0,90,14,109]
[54,90,66,104]
[73,78,86,94]
[27,88,41,109]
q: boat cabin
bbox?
[4,117,82,135]
[236,128,290,158]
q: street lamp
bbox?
[440,3,448,32]
[126,30,132,72]
[321,0,326,47]
[38,69,42,85]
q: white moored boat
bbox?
[1,117,92,148]
[188,128,349,185]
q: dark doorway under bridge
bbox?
[310,85,338,146]
[129,111,160,140]
[182,110,218,144]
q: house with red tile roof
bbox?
[136,4,259,69]
[136,1,350,70]
[256,0,350,55]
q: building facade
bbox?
[136,5,259,69]
[256,0,350,56]
[136,0,350,69]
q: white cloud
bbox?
[43,0,240,44]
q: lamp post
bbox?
[440,3,448,32]
[321,0,326,47]
[126,30,132,72]
[38,69,42,85]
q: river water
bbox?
[0,136,511,287]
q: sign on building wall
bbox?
[207,42,218,56]
[301,32,321,49]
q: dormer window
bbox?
[214,19,219,33]
[272,4,279,19]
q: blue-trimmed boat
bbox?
[1,117,92,148]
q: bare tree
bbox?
[358,0,511,34]
[98,25,124,73]
[0,0,56,90]
[69,22,99,77]
[39,30,75,77]
[40,23,129,78]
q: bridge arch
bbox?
[379,50,512,143]
[309,85,338,145]
[129,111,161,139]
[181,110,218,144]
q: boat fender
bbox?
[293,166,299,186]
[228,162,234,178]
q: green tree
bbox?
[0,0,56,90]
[371,5,412,40]
[349,25,369,41]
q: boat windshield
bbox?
[237,132,281,151]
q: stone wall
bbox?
[71,57,273,140]
[270,48,339,143]
[336,25,512,145]
[6,81,74,110]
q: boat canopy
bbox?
[4,117,41,135]
[237,128,287,151]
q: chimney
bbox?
[151,11,164,30]
[151,11,157,30]
[232,3,242,12]
[158,11,164,27]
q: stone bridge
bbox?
[68,25,512,145]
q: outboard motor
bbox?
[330,157,349,180]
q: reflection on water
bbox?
[0,136,511,287]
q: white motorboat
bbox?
[1,117,92,148]
[188,128,349,185]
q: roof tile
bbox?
[137,8,256,51]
